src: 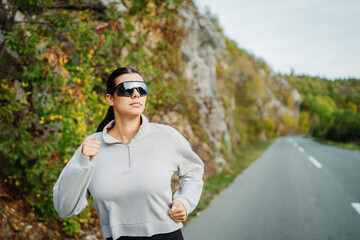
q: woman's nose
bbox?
[131,88,140,98]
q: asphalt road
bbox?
[183,136,360,240]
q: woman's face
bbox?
[106,73,147,118]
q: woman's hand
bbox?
[81,137,100,161]
[169,200,187,222]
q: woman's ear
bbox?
[106,94,114,106]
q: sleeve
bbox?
[172,129,204,215]
[53,140,94,218]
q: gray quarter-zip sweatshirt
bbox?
[53,115,204,239]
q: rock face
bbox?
[265,76,302,119]
[176,5,301,169]
[179,8,230,165]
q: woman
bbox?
[53,67,204,240]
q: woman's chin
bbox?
[122,109,145,117]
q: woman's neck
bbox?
[109,115,142,144]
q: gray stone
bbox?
[179,7,231,165]
[99,0,127,12]
[13,80,26,102]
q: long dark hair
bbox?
[96,67,142,132]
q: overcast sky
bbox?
[195,0,360,80]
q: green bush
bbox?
[285,74,360,143]
[325,110,360,142]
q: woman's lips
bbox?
[130,102,142,106]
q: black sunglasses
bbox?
[113,81,148,97]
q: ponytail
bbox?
[96,106,115,132]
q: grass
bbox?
[309,137,360,151]
[185,139,274,224]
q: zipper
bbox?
[126,143,131,169]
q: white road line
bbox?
[298,147,304,153]
[351,203,360,215]
[308,156,322,168]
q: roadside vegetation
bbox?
[1,0,194,238]
[284,75,360,147]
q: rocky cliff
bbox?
[167,2,301,169]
